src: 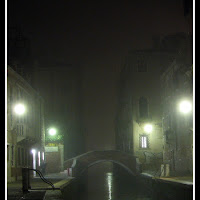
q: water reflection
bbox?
[106,172,113,199]
[65,161,191,200]
[75,162,152,200]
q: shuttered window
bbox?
[140,135,149,149]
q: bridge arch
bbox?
[79,159,135,176]
[64,150,139,177]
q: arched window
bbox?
[139,97,149,119]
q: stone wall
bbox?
[161,34,193,176]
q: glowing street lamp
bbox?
[12,103,26,131]
[31,149,36,154]
[48,128,57,136]
[14,103,26,115]
[144,124,153,133]
[179,100,192,114]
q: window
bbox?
[11,145,14,166]
[25,149,27,166]
[22,148,24,166]
[140,135,149,149]
[139,97,149,119]
[18,147,21,166]
[17,125,24,136]
[38,152,41,167]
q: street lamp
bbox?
[14,103,26,115]
[144,124,153,133]
[46,127,63,144]
[12,103,26,131]
[179,100,192,114]
[48,128,57,136]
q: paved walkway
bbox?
[141,170,193,186]
[7,173,71,200]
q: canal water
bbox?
[74,162,152,200]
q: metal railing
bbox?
[22,167,56,194]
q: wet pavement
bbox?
[7,173,70,200]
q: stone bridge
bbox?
[64,150,140,177]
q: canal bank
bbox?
[59,163,194,200]
[139,171,193,200]
[47,173,193,200]
[7,173,73,200]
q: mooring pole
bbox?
[22,167,30,193]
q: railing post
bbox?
[22,167,30,193]
[28,168,31,189]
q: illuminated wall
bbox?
[7,66,45,182]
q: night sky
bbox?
[8,0,188,151]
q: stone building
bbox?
[160,0,193,176]
[115,33,188,171]
[161,34,193,176]
[30,61,85,160]
[7,66,45,182]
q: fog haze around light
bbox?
[179,100,192,114]
[49,128,57,136]
[14,104,25,115]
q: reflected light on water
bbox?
[107,172,113,200]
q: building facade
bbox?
[115,51,171,171]
[161,34,193,176]
[115,33,188,171]
[7,66,45,182]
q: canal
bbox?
[72,162,152,200]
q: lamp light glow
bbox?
[31,149,36,176]
[31,149,36,154]
[179,100,192,114]
[42,152,45,161]
[49,128,56,136]
[144,124,153,133]
[14,104,25,115]
[38,151,41,166]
